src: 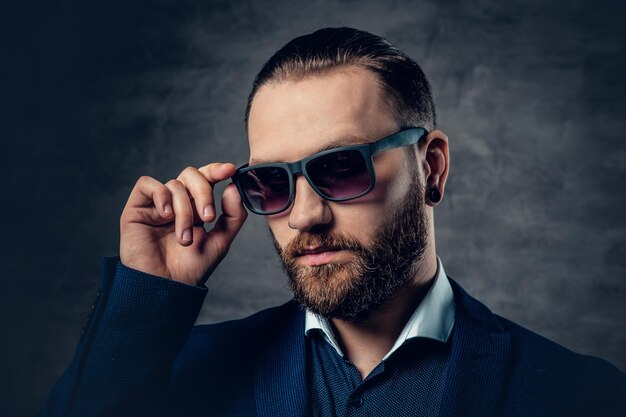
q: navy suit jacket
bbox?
[40,257,626,416]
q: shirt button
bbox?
[349,396,364,408]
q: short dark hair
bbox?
[244,27,436,133]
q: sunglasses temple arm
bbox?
[370,127,428,155]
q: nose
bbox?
[288,176,332,232]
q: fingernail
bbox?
[164,204,172,214]
[204,205,214,218]
[182,228,192,242]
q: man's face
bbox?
[247,66,429,321]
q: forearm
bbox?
[39,257,207,417]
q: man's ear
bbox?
[419,130,450,207]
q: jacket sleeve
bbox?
[38,256,208,417]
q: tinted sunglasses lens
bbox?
[306,150,371,199]
[239,166,290,213]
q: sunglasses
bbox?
[232,127,428,215]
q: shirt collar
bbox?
[304,256,455,360]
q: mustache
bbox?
[281,232,367,261]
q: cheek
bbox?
[346,160,408,215]
[266,217,293,250]
[329,194,393,247]
[373,152,415,206]
[334,157,412,241]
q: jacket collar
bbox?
[254,300,309,417]
[439,278,512,417]
[254,277,512,417]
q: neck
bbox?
[330,247,438,379]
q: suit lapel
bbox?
[440,279,512,417]
[252,280,511,417]
[255,300,309,417]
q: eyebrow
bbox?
[249,134,366,166]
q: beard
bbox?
[271,174,429,322]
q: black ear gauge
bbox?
[427,187,441,204]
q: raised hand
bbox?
[119,163,247,286]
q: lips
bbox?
[296,246,340,256]
[282,233,361,267]
[292,246,349,266]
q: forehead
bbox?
[247,66,398,165]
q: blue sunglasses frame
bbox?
[232,127,429,215]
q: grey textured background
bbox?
[2,0,625,416]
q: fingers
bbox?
[124,163,240,248]
[164,179,195,246]
[177,163,237,224]
[124,176,174,223]
[167,163,238,246]
[197,162,236,184]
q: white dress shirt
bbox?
[304,256,455,361]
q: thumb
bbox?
[202,182,248,260]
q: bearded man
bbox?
[40,27,625,417]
